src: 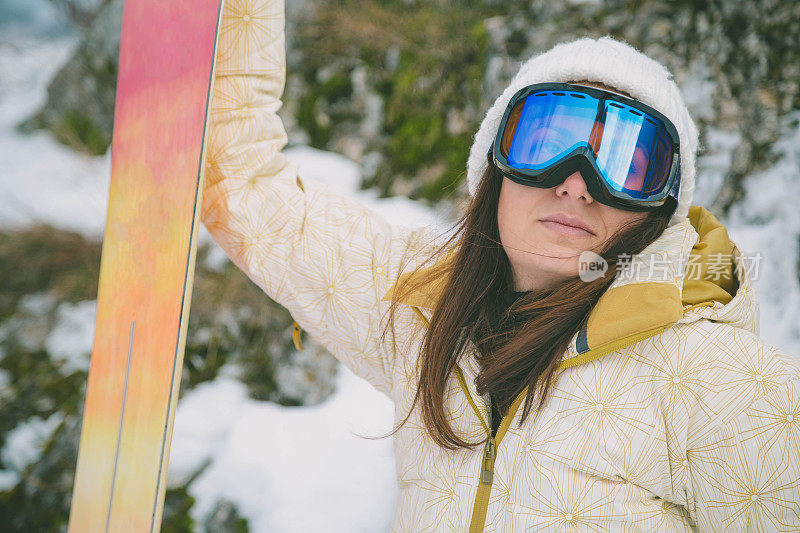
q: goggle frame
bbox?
[488,82,681,213]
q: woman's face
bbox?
[497,80,649,292]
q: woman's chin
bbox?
[520,252,581,282]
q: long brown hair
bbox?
[379,162,675,450]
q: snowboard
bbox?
[68,0,225,531]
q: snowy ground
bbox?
[2,13,800,533]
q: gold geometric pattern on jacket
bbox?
[200,1,800,531]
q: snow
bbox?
[169,365,397,531]
[693,127,741,208]
[0,469,19,493]
[0,35,111,239]
[45,300,97,375]
[725,111,800,355]
[0,411,65,489]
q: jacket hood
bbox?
[382,206,759,367]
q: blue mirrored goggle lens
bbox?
[500,91,675,199]
[596,101,674,199]
[502,92,598,170]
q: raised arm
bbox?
[201,0,439,398]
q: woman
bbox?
[202,1,800,531]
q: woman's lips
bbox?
[540,219,594,238]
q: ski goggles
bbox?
[488,82,681,212]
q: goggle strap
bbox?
[667,159,681,201]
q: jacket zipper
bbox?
[480,393,496,484]
[468,390,509,533]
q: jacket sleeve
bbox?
[201,0,439,397]
[684,371,800,531]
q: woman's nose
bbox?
[553,171,593,204]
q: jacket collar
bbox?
[381,205,758,367]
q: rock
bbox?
[16,0,123,155]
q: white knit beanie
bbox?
[466,35,699,227]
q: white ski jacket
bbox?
[201,1,800,531]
